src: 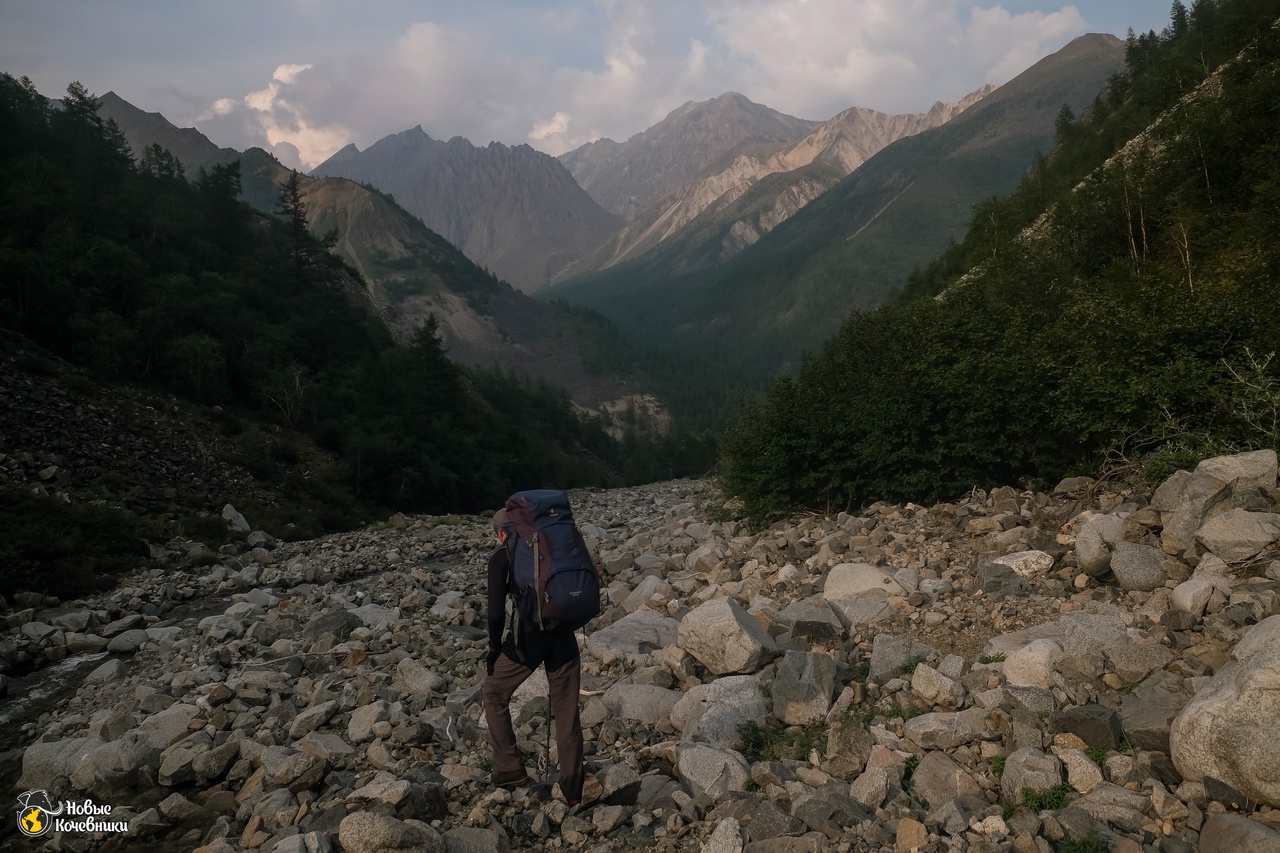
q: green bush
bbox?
[0,488,157,599]
[1021,783,1074,811]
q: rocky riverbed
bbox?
[5,450,1280,853]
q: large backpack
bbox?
[502,489,602,634]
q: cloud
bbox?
[529,111,571,141]
[706,0,1089,117]
[184,2,1089,168]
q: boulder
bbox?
[869,634,937,682]
[823,563,906,599]
[1235,615,1280,663]
[911,663,964,710]
[586,611,681,664]
[1075,514,1125,576]
[903,710,988,750]
[911,751,983,812]
[1121,670,1191,754]
[395,658,445,697]
[675,743,751,799]
[601,684,682,726]
[777,596,845,644]
[975,562,1030,596]
[1109,543,1168,591]
[823,716,874,780]
[84,658,127,685]
[1171,643,1280,806]
[993,550,1056,577]
[772,651,836,725]
[1003,639,1063,689]
[337,811,443,853]
[19,737,106,789]
[678,676,770,748]
[1197,449,1279,495]
[1195,509,1280,563]
[1199,813,1280,853]
[678,598,778,675]
[1170,577,1214,616]
[1000,748,1064,806]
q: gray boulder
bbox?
[675,742,751,799]
[586,610,680,664]
[823,563,906,599]
[1075,514,1125,576]
[1195,509,1280,563]
[903,710,988,750]
[1200,814,1280,853]
[772,651,836,725]
[869,634,937,682]
[1000,748,1064,806]
[678,676,770,748]
[337,811,443,853]
[778,596,844,644]
[1109,543,1169,591]
[1121,670,1191,753]
[678,597,778,675]
[823,716,874,780]
[601,683,682,726]
[1003,639,1063,689]
[1171,643,1280,807]
[19,737,105,789]
[912,751,983,813]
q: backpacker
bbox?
[501,489,601,636]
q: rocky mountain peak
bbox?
[314,125,622,291]
[559,92,819,220]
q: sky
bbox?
[1,1,1172,171]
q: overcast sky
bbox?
[2,1,1170,171]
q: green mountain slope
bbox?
[549,34,1125,383]
[720,0,1280,518]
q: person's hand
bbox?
[486,647,501,676]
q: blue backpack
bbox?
[502,489,602,634]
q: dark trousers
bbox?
[481,629,584,802]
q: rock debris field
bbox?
[6,450,1280,853]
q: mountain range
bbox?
[96,29,1127,422]
[546,33,1127,379]
[556,86,995,280]
[312,129,622,292]
[96,94,644,413]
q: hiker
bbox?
[481,495,596,805]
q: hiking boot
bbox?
[491,767,529,788]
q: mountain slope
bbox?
[559,87,994,279]
[720,0,1280,514]
[311,128,622,291]
[549,34,1126,381]
[558,92,820,220]
[96,93,642,410]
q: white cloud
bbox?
[529,111,571,141]
[186,2,1089,168]
[706,0,1088,116]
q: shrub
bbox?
[1022,783,1074,811]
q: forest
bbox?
[722,0,1280,519]
[0,73,714,597]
